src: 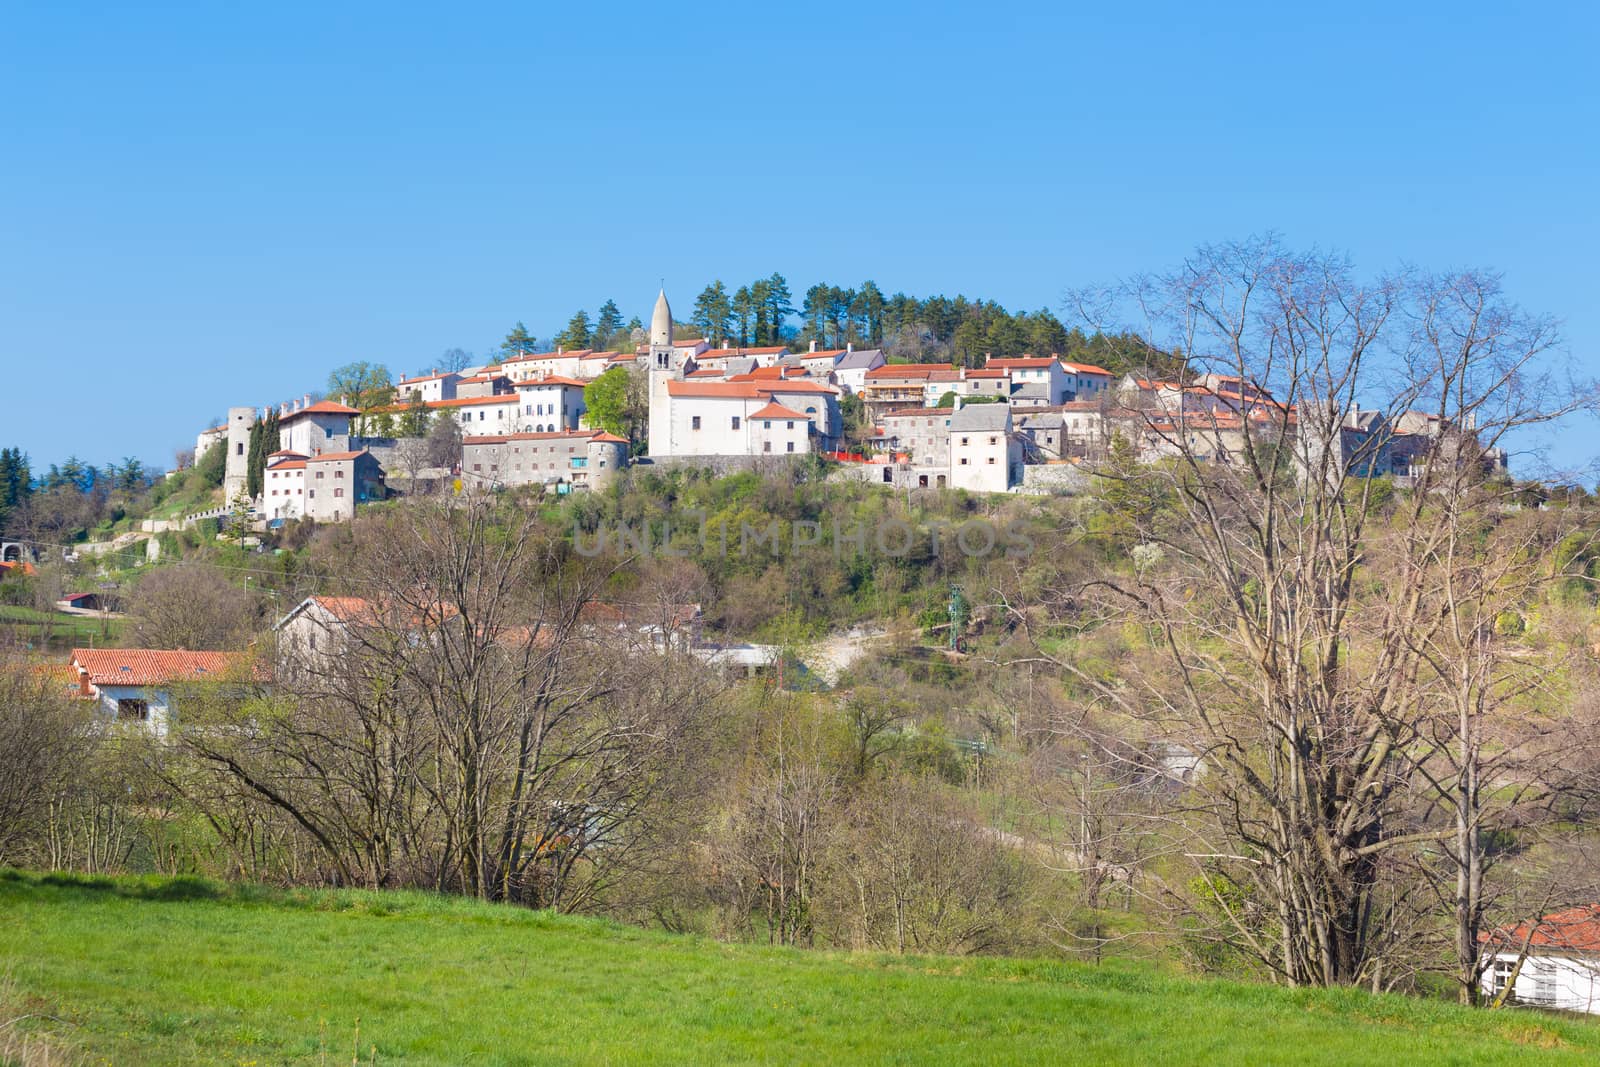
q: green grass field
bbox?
[2,871,1595,1066]
[0,604,120,651]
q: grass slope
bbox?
[1,871,1594,1066]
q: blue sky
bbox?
[2,1,1596,476]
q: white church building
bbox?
[645,288,841,458]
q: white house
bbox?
[263,450,309,519]
[67,648,256,738]
[985,356,1070,405]
[948,403,1024,493]
[832,348,887,394]
[1061,361,1114,400]
[394,371,461,404]
[501,350,588,382]
[513,376,590,433]
[279,400,360,457]
[1481,906,1600,1013]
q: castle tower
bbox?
[222,406,256,502]
[647,288,681,457]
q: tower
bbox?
[222,406,256,502]
[647,288,681,457]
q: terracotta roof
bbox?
[268,459,307,470]
[268,449,308,458]
[397,371,458,384]
[727,366,810,381]
[514,375,589,389]
[665,380,837,399]
[457,373,510,384]
[685,369,724,378]
[1483,906,1600,953]
[985,356,1057,369]
[503,350,590,364]
[804,349,847,359]
[965,368,1007,378]
[750,401,811,420]
[70,649,251,687]
[590,432,629,444]
[306,450,372,463]
[696,346,789,358]
[1061,362,1112,376]
[865,364,958,380]
[281,400,361,419]
[61,591,97,603]
[581,350,618,360]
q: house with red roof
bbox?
[279,398,362,457]
[1481,905,1600,1012]
[68,647,259,737]
[303,450,386,522]
[394,370,461,404]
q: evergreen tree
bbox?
[763,272,795,345]
[731,286,755,346]
[855,280,886,345]
[691,280,733,345]
[502,322,537,357]
[594,299,623,347]
[750,280,771,345]
[0,447,31,532]
[555,309,593,350]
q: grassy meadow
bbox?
[1,871,1597,1065]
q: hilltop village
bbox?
[190,286,1503,527]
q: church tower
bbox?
[647,288,679,457]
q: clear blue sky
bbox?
[3,1,1596,476]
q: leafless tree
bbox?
[1004,238,1599,987]
[128,563,260,650]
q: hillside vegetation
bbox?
[2,871,1596,1066]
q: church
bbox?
[644,288,842,459]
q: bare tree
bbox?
[1007,239,1598,987]
[129,564,259,650]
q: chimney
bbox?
[303,393,312,408]
[847,342,853,354]
[809,340,817,353]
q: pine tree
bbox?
[594,300,623,348]
[691,281,733,345]
[502,322,537,357]
[731,287,755,346]
[763,272,795,345]
[555,310,593,350]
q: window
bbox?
[691,416,701,430]
[960,436,969,445]
[335,470,345,479]
[786,421,795,430]
[731,416,741,430]
[315,471,325,479]
[763,441,772,453]
[117,699,149,722]
[473,464,482,471]
[237,443,244,455]
[334,488,344,498]
[987,457,996,464]
[960,458,969,465]
[308,489,315,498]
[786,442,795,453]
[325,427,333,439]
[989,436,997,445]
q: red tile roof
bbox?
[70,649,251,687]
[965,368,1007,378]
[804,349,847,359]
[750,401,811,420]
[268,459,307,470]
[503,349,590,364]
[1483,906,1600,953]
[1061,362,1112,376]
[305,450,373,463]
[866,364,958,380]
[282,400,361,419]
[514,375,589,389]
[696,346,789,358]
[985,356,1058,369]
[665,380,836,399]
[457,373,510,384]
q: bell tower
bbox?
[647,287,679,457]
